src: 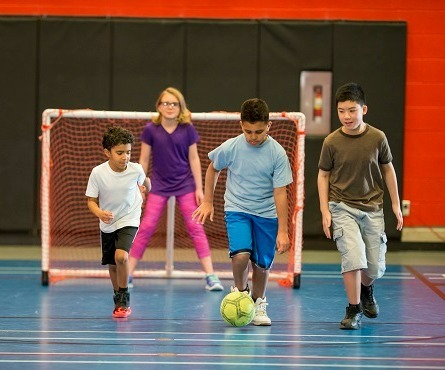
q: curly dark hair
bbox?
[240,98,269,122]
[102,126,135,150]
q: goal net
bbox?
[40,109,305,288]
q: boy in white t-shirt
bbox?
[86,126,148,318]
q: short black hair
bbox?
[335,82,366,106]
[240,98,269,122]
[102,126,135,151]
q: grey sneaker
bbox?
[253,297,271,326]
[205,274,224,291]
[360,283,379,318]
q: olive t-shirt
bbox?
[318,124,393,212]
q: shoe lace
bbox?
[256,301,268,316]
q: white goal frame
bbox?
[40,109,305,287]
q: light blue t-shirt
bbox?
[209,134,293,218]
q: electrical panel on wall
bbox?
[300,71,332,137]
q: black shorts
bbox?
[100,226,138,265]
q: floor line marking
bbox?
[405,265,445,300]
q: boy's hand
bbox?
[139,184,147,201]
[321,210,332,239]
[139,184,147,194]
[276,231,290,254]
[192,202,214,224]
[99,210,114,224]
[393,204,404,231]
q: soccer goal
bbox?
[40,109,305,288]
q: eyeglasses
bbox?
[160,101,180,108]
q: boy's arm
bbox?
[381,162,404,231]
[189,143,204,205]
[87,197,113,224]
[317,169,332,239]
[273,186,290,254]
[192,162,220,224]
[138,174,151,199]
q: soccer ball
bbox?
[220,291,255,327]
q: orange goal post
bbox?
[40,109,305,288]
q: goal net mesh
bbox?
[40,110,305,286]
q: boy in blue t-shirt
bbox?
[192,98,293,326]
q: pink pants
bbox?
[130,192,211,260]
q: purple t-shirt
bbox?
[141,121,199,197]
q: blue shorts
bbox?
[329,202,387,279]
[225,211,278,269]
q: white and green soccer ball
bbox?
[220,291,255,327]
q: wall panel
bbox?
[0,17,37,231]
[38,18,111,112]
[112,19,185,110]
[258,21,333,111]
[185,20,259,111]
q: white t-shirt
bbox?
[85,161,146,233]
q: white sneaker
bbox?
[253,297,271,326]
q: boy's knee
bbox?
[364,264,385,280]
[115,250,129,264]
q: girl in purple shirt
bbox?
[128,87,223,291]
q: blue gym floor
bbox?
[0,251,444,369]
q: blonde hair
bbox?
[153,87,191,124]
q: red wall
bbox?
[1,0,445,227]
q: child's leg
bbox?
[226,212,254,291]
[250,214,277,300]
[129,193,168,274]
[231,253,250,291]
[101,231,119,291]
[343,269,361,305]
[251,264,270,301]
[114,227,138,288]
[115,249,130,289]
[329,202,368,303]
[360,209,386,318]
[108,264,118,291]
[361,209,387,283]
[177,192,213,273]
[361,272,374,287]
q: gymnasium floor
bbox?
[0,246,444,369]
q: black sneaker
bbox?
[113,291,120,309]
[360,284,379,318]
[112,290,131,318]
[120,291,130,310]
[340,304,363,330]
